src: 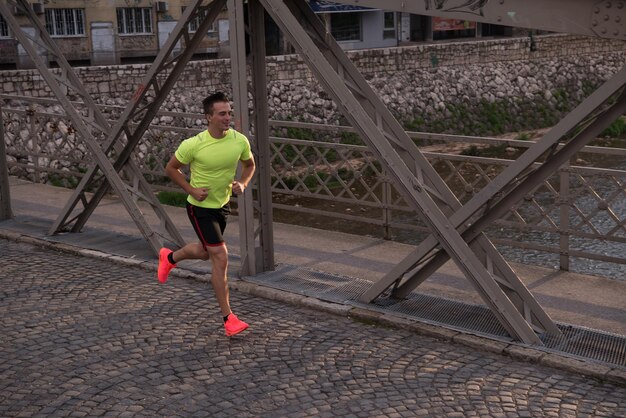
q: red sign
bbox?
[433,17,476,31]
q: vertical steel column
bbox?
[0,101,12,220]
[228,0,257,276]
[249,0,275,272]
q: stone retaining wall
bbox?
[2,34,623,97]
[1,33,624,134]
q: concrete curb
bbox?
[1,229,624,387]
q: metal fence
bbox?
[2,95,625,277]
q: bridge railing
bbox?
[2,95,625,278]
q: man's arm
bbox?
[165,155,208,202]
[232,155,256,195]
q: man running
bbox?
[157,92,255,337]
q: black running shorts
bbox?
[186,202,231,248]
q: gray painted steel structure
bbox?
[1,0,624,343]
[228,0,276,274]
[0,0,187,254]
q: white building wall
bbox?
[336,11,397,50]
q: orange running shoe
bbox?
[224,313,249,336]
[157,248,176,284]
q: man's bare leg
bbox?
[171,242,211,263]
[206,244,231,317]
[169,242,231,315]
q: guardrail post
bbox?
[559,162,570,271]
[382,170,391,240]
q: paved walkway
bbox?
[1,177,626,416]
[4,178,625,333]
[2,239,626,417]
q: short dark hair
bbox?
[202,92,229,115]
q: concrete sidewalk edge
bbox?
[2,228,624,387]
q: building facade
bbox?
[0,0,521,70]
[308,1,518,51]
[0,0,229,69]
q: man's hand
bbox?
[231,181,246,195]
[190,187,209,201]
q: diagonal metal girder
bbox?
[48,0,227,254]
[258,0,559,344]
[275,1,560,340]
[0,0,184,253]
[370,67,626,300]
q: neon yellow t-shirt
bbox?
[175,128,252,208]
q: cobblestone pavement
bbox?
[1,239,625,418]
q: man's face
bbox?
[206,101,232,132]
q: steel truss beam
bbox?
[367,68,626,301]
[258,0,565,344]
[46,0,228,254]
[3,0,620,344]
[334,0,626,41]
[0,0,185,253]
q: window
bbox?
[182,7,217,34]
[330,12,361,41]
[45,9,85,37]
[383,12,396,40]
[0,14,9,38]
[117,8,152,35]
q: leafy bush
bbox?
[157,191,188,207]
[601,117,626,138]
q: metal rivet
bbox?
[606,1,612,7]
[604,14,610,21]
[594,7,600,13]
[616,16,621,22]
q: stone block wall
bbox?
[1,34,624,99]
[1,33,624,136]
